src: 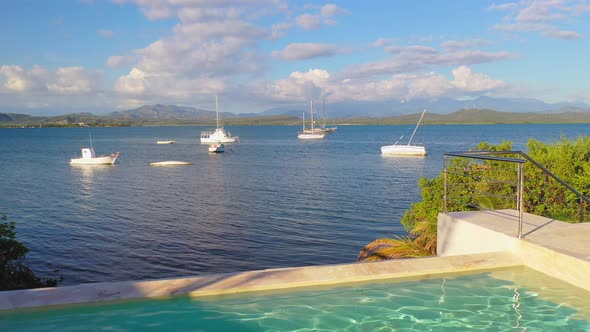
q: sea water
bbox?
[0,124,588,284]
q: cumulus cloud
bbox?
[47,67,101,94]
[104,0,287,109]
[258,69,331,101]
[114,67,147,95]
[0,65,101,95]
[107,55,137,68]
[491,0,588,39]
[450,66,506,92]
[272,43,344,60]
[0,65,31,92]
[255,65,507,104]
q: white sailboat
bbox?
[298,100,325,140]
[381,110,427,156]
[200,96,239,143]
[304,97,336,134]
[70,135,120,165]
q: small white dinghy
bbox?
[156,140,175,144]
[208,142,225,153]
[149,161,192,166]
[70,148,119,165]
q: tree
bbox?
[0,215,60,291]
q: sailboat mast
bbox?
[215,95,220,129]
[322,97,326,129]
[310,99,314,131]
[302,112,305,131]
[407,110,426,145]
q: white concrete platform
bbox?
[438,209,590,292]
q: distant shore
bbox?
[3,108,590,128]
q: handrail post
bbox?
[517,163,524,238]
[579,197,584,222]
[443,155,448,213]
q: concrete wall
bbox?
[437,212,518,256]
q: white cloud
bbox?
[320,3,350,25]
[450,66,506,92]
[295,13,321,30]
[114,67,147,95]
[491,0,589,39]
[0,65,30,92]
[441,39,491,51]
[47,67,102,94]
[344,43,517,78]
[489,2,518,11]
[107,55,137,68]
[272,43,344,60]
[0,65,101,95]
[372,38,394,47]
[255,66,507,104]
[544,29,582,39]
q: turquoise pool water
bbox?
[2,267,590,331]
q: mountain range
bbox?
[1,96,590,126]
[260,96,590,118]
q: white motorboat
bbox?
[70,148,119,165]
[150,161,192,166]
[381,110,427,156]
[208,142,225,153]
[298,100,325,140]
[156,140,175,144]
[200,96,239,143]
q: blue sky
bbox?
[0,0,589,115]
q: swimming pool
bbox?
[2,267,589,331]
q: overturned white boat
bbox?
[149,161,192,166]
[70,148,119,165]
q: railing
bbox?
[443,150,590,238]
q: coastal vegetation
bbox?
[3,108,590,127]
[0,215,60,291]
[358,136,590,261]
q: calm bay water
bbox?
[1,124,589,285]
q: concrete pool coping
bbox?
[0,251,522,311]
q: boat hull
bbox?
[200,128,238,144]
[150,161,192,166]
[70,154,119,165]
[298,133,325,140]
[156,141,175,144]
[381,145,427,156]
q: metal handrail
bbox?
[444,150,590,238]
